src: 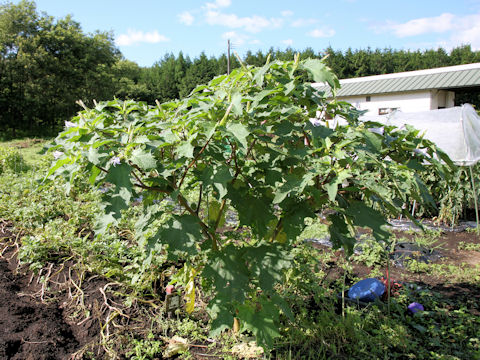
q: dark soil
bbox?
[0,257,79,360]
[387,230,480,290]
[0,221,100,360]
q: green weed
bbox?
[412,229,444,249]
[458,241,480,251]
[125,333,163,360]
[406,260,480,283]
[351,235,389,268]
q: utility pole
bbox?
[227,39,231,75]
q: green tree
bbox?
[112,59,151,101]
[0,0,120,137]
[179,52,216,98]
[450,45,480,64]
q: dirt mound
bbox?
[0,256,80,360]
[0,222,98,360]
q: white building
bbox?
[313,62,480,115]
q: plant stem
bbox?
[177,194,219,251]
[469,165,479,234]
[214,199,227,231]
[270,218,283,242]
[177,136,213,189]
[386,258,391,316]
[196,183,203,215]
[342,267,346,318]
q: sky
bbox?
[17,0,480,67]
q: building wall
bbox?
[431,90,455,109]
[339,90,455,115]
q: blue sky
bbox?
[21,0,480,67]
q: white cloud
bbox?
[178,1,285,36]
[115,30,170,46]
[307,28,335,38]
[221,31,248,46]
[206,0,231,9]
[221,31,261,47]
[282,39,293,46]
[216,0,231,6]
[378,12,480,50]
[291,18,318,27]
[386,13,454,37]
[205,10,283,33]
[449,14,480,50]
[178,11,194,26]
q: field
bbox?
[0,138,479,359]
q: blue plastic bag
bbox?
[348,278,386,302]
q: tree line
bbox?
[2,0,480,138]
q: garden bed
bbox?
[1,217,479,359]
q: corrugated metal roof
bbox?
[314,68,480,97]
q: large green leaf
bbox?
[226,122,250,150]
[86,147,109,165]
[202,244,249,302]
[45,157,73,178]
[102,190,130,220]
[95,163,134,228]
[300,59,340,89]
[273,173,315,204]
[130,147,157,170]
[227,185,275,238]
[231,90,243,116]
[202,165,234,200]
[93,209,116,234]
[207,298,234,337]
[363,130,383,153]
[282,202,315,240]
[149,215,202,260]
[324,170,351,202]
[328,213,356,254]
[244,243,293,291]
[176,141,195,159]
[345,201,390,242]
[238,297,281,349]
[105,162,133,195]
[253,61,272,87]
[306,121,334,148]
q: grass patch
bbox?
[1,138,49,166]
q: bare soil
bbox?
[386,230,480,296]
[0,221,101,360]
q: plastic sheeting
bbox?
[357,104,480,166]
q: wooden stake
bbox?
[469,165,479,234]
[233,317,240,334]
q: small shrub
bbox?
[0,146,27,174]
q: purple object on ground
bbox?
[408,302,424,313]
